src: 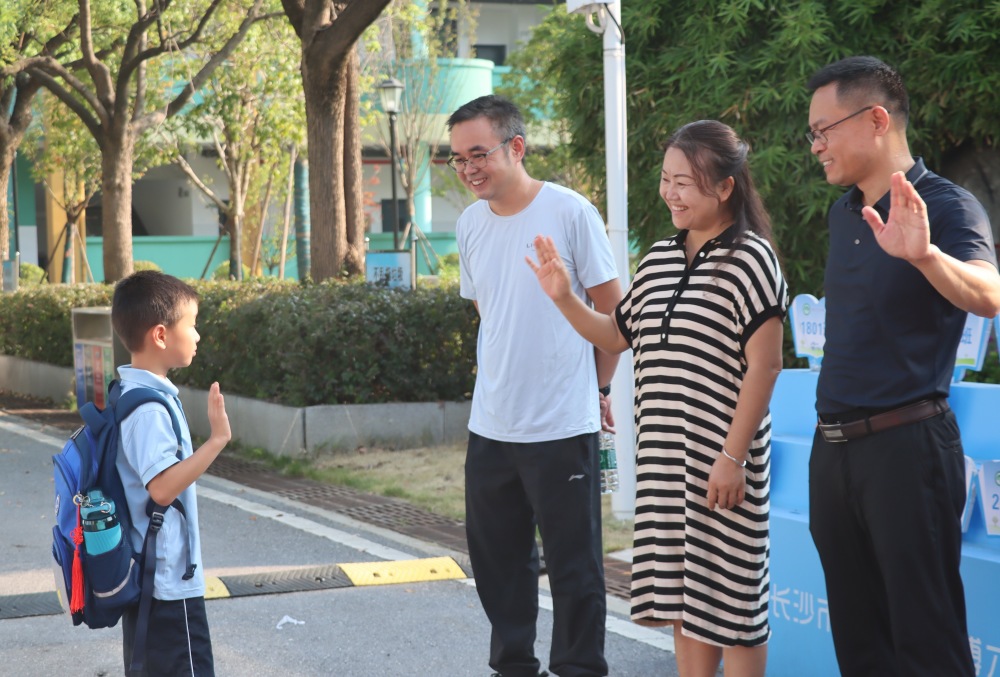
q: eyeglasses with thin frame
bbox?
[447,137,514,172]
[805,106,879,145]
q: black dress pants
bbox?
[809,410,974,677]
[465,431,607,677]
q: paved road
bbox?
[0,412,679,677]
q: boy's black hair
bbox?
[111,270,199,352]
[446,94,527,148]
[807,55,910,126]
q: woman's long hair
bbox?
[663,120,776,251]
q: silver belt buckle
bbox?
[818,422,849,443]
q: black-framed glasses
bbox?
[805,106,876,145]
[447,137,514,172]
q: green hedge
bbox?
[0,285,113,364]
[0,280,479,406]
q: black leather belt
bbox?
[817,398,949,443]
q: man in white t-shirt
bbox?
[447,95,622,677]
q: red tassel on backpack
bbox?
[70,503,85,614]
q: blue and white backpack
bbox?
[52,380,192,676]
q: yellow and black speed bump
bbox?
[0,592,65,621]
[206,564,354,599]
[339,556,468,587]
[1,557,471,620]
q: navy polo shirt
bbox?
[816,157,998,415]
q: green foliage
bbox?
[212,261,252,280]
[497,12,595,193]
[174,279,479,406]
[132,260,162,272]
[965,336,1000,385]
[0,284,112,365]
[18,261,47,285]
[435,252,461,286]
[505,1,1000,305]
[159,15,304,274]
[0,279,481,404]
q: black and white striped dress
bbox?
[614,226,787,647]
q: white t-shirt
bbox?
[457,182,618,443]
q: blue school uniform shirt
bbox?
[115,366,205,600]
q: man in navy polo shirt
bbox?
[805,56,1000,676]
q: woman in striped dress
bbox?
[528,120,787,677]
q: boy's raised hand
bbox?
[526,235,572,302]
[207,382,231,446]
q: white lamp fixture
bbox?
[566,0,612,15]
[377,77,405,114]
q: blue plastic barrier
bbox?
[767,369,1000,676]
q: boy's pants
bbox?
[465,431,608,677]
[122,596,215,677]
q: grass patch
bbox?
[228,442,634,554]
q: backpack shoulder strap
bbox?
[117,382,196,677]
[113,382,184,456]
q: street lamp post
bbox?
[566,0,634,519]
[378,77,405,250]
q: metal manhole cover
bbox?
[338,503,464,530]
[209,456,273,478]
[275,484,397,512]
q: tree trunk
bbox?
[302,54,349,282]
[229,214,244,280]
[343,48,365,276]
[100,129,135,283]
[229,175,245,280]
[0,147,12,267]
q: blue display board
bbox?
[767,370,1000,676]
[365,250,413,289]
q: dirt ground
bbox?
[0,389,82,431]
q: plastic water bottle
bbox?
[80,489,122,555]
[599,432,619,494]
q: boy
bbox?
[111,270,231,676]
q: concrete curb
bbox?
[0,355,470,455]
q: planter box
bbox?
[0,355,470,456]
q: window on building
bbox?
[473,44,507,66]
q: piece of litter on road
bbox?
[276,615,305,630]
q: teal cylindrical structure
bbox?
[414,155,432,235]
[294,157,310,281]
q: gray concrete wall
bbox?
[0,356,470,455]
[177,386,307,456]
[0,355,75,405]
[305,400,473,452]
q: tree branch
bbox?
[175,151,228,212]
[26,68,105,144]
[27,57,110,130]
[309,0,393,64]
[77,0,115,109]
[135,0,268,132]
[280,0,306,38]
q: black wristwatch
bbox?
[599,385,611,397]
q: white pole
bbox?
[600,2,636,521]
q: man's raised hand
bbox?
[526,235,572,302]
